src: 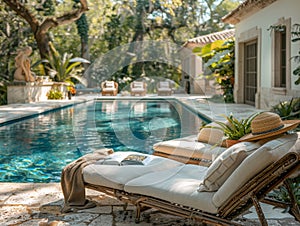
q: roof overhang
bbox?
[182,29,235,49]
[222,0,278,25]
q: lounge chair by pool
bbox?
[157,81,173,96]
[79,134,300,225]
[101,81,118,96]
[130,81,147,96]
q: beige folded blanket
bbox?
[61,148,113,213]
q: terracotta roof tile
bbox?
[183,29,235,48]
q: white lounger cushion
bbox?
[157,88,171,91]
[153,139,225,162]
[198,141,262,192]
[83,152,183,190]
[131,88,145,92]
[124,164,218,214]
[103,88,117,91]
[213,133,299,207]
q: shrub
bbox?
[271,98,300,119]
[47,88,63,100]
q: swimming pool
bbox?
[0,99,207,182]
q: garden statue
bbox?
[14,46,35,82]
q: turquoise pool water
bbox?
[0,99,206,182]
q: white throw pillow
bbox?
[197,122,224,146]
[198,141,261,192]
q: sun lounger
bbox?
[156,81,173,96]
[101,81,118,96]
[82,133,300,225]
[130,81,147,96]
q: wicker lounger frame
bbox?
[85,152,300,226]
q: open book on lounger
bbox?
[96,151,154,166]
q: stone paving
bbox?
[1,183,299,226]
[0,94,299,226]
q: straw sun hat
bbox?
[239,112,300,141]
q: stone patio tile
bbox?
[0,183,35,202]
[38,203,63,215]
[62,212,99,223]
[89,215,113,226]
[89,194,124,206]
[115,222,152,226]
[18,218,49,226]
[114,209,141,225]
[113,205,136,212]
[0,205,31,225]
[245,204,294,219]
[4,183,63,206]
[78,205,112,214]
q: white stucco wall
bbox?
[233,0,300,108]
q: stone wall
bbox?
[259,87,299,110]
[7,82,69,104]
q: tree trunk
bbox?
[81,39,90,70]
[2,0,89,59]
[35,30,51,59]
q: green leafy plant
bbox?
[46,88,63,100]
[268,177,300,208]
[40,42,90,84]
[0,75,9,105]
[271,98,300,120]
[207,112,259,140]
[193,39,235,103]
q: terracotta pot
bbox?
[226,139,240,148]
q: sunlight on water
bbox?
[0,99,205,182]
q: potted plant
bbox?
[207,112,259,147]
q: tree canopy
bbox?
[0,0,242,103]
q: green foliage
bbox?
[75,13,89,43]
[0,5,37,82]
[291,24,300,85]
[73,0,89,43]
[41,42,89,84]
[37,0,55,16]
[0,76,8,105]
[194,39,235,103]
[208,112,259,140]
[1,0,242,93]
[271,98,300,120]
[268,178,300,207]
[46,88,63,100]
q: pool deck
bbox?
[0,94,299,226]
